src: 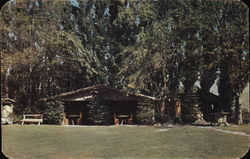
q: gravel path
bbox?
[62,124,250,136]
[194,126,250,137]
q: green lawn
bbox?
[2,125,249,159]
[217,124,250,134]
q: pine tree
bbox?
[86,98,112,125]
[136,99,156,125]
[181,88,201,123]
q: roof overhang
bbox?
[40,85,160,102]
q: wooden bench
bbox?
[21,114,43,126]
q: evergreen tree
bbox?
[136,99,157,125]
[86,98,112,125]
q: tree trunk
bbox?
[3,66,11,98]
[160,99,165,123]
[235,95,242,125]
[160,66,168,123]
[28,64,32,108]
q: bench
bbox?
[21,114,43,126]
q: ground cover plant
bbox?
[2,125,249,159]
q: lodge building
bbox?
[42,85,160,125]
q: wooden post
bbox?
[128,115,133,124]
[114,114,119,125]
[62,115,69,125]
[175,101,181,117]
[174,100,182,124]
[22,114,25,125]
[77,112,83,125]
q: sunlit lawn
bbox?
[2,125,249,159]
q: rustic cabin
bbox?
[43,85,160,125]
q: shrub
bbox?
[12,113,23,124]
[86,98,112,125]
[181,92,201,123]
[242,108,250,124]
[40,100,64,125]
[136,99,156,125]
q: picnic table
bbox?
[114,114,133,125]
[65,113,83,125]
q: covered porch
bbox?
[62,100,138,125]
[48,85,141,125]
[41,85,160,125]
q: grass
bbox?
[2,125,249,159]
[217,124,250,134]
